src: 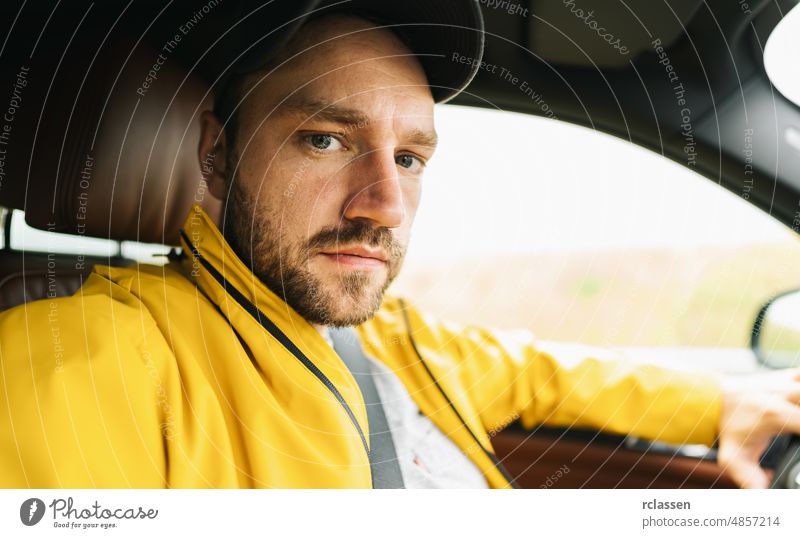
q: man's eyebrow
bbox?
[406,128,438,150]
[278,97,438,149]
[279,97,371,128]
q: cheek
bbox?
[245,154,327,210]
[268,171,345,237]
[401,179,422,216]
[238,127,316,198]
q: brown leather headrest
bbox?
[0,28,220,245]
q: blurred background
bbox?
[390,103,800,349]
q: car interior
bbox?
[1,0,798,488]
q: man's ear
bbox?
[198,110,230,201]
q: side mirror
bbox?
[752,289,800,369]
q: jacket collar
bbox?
[177,204,327,346]
[177,204,372,465]
[176,204,357,403]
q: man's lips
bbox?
[317,247,387,269]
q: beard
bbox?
[221,175,406,328]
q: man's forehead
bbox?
[279,90,432,119]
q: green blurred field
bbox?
[390,243,800,348]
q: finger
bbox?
[759,401,800,437]
[770,368,800,390]
[781,402,800,433]
[772,368,800,385]
[783,367,800,383]
[720,449,770,489]
[780,371,800,404]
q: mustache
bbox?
[304,221,404,261]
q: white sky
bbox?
[407,104,795,260]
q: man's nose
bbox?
[342,150,406,228]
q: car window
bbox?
[390,104,800,349]
[6,209,170,262]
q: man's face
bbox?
[209,16,437,328]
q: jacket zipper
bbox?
[398,298,520,489]
[179,229,370,458]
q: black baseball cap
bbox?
[220,0,486,103]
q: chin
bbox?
[323,282,387,325]
[296,259,392,326]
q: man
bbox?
[1,0,799,489]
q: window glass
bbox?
[389,105,800,348]
[8,210,169,263]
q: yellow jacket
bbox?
[0,205,722,488]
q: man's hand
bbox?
[717,368,800,488]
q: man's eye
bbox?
[396,154,423,172]
[305,134,344,152]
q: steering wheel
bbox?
[768,435,800,488]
